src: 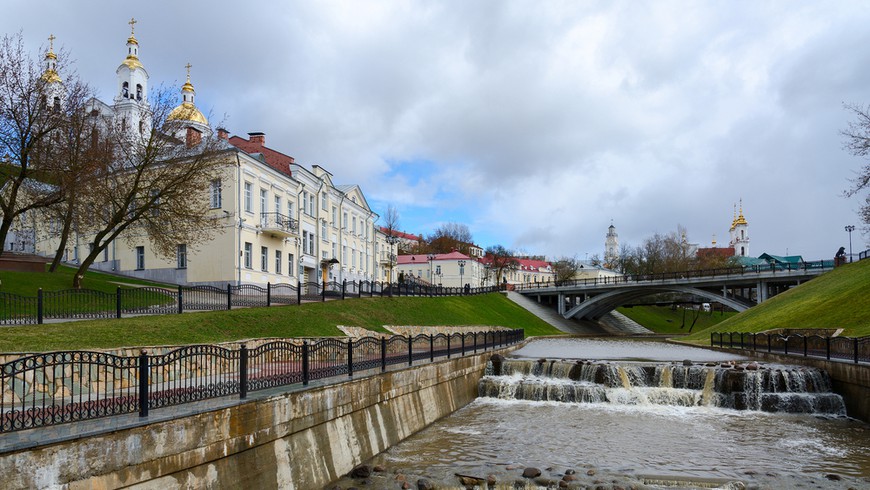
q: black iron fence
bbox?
[0,281,504,325]
[0,329,523,433]
[515,259,835,291]
[710,332,870,364]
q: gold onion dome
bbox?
[122,53,143,71]
[41,69,62,84]
[167,102,208,125]
[42,34,62,83]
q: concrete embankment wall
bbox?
[1,346,520,489]
[703,345,870,422]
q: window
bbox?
[135,84,142,101]
[287,200,293,219]
[308,193,315,216]
[244,242,252,269]
[244,182,253,213]
[308,231,315,255]
[342,245,347,265]
[210,179,222,209]
[332,242,337,259]
[122,81,129,98]
[274,195,281,215]
[135,246,145,270]
[275,250,282,274]
[103,247,109,263]
[352,217,357,234]
[303,231,315,255]
[321,220,327,238]
[343,212,348,229]
[288,253,295,275]
[302,191,309,216]
[321,192,327,210]
[261,246,268,271]
[332,206,337,227]
[352,247,357,268]
[360,251,364,270]
[177,244,187,269]
[260,189,268,224]
[302,231,309,254]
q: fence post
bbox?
[803,336,808,357]
[302,341,310,386]
[342,280,346,300]
[473,333,478,353]
[408,336,413,366]
[267,282,271,307]
[227,284,232,310]
[37,288,43,324]
[138,350,149,417]
[462,334,466,356]
[767,335,771,353]
[784,337,789,356]
[826,337,831,360]
[430,334,434,362]
[178,285,183,314]
[239,344,248,399]
[116,287,122,319]
[348,339,353,377]
[447,335,451,359]
[321,282,326,302]
[381,337,386,372]
[297,281,302,305]
[855,338,860,364]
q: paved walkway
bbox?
[504,291,604,335]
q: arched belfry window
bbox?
[53,97,60,111]
[741,230,744,240]
[136,84,142,101]
[122,82,129,98]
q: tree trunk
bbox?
[49,202,76,272]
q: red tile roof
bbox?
[397,251,471,264]
[228,135,296,178]
[379,227,422,241]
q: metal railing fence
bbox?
[0,281,505,325]
[0,329,524,433]
[710,332,870,364]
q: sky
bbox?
[4,1,870,261]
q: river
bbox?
[328,338,870,489]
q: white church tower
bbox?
[41,34,64,110]
[604,221,619,268]
[729,200,750,257]
[113,18,150,136]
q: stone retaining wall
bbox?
[0,344,523,489]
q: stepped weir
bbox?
[481,357,846,414]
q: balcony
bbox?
[259,212,298,238]
[379,253,397,266]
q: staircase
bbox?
[596,310,653,335]
[504,291,606,335]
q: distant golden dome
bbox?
[167,101,208,125]
[121,55,143,71]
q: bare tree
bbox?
[0,33,89,257]
[426,221,473,254]
[485,244,519,284]
[552,255,580,283]
[842,103,870,229]
[69,88,226,288]
[381,204,400,279]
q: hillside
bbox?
[681,258,870,342]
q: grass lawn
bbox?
[617,305,736,335]
[0,293,562,353]
[0,264,172,296]
[680,258,870,344]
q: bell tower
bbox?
[113,18,150,136]
[604,221,619,268]
[729,200,750,257]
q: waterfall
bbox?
[480,359,846,415]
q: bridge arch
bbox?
[563,285,750,321]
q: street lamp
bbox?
[458,259,466,292]
[845,225,855,263]
[427,253,436,289]
[385,234,399,283]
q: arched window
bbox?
[136,84,142,101]
[53,97,61,111]
[139,120,144,133]
[122,82,129,98]
[741,247,745,256]
[741,230,744,240]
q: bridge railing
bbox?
[514,259,835,291]
[710,332,869,364]
[0,329,525,433]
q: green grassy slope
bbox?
[617,305,736,334]
[681,259,870,343]
[0,293,562,353]
[0,265,171,295]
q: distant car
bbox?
[702,303,711,312]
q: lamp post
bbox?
[427,253,436,286]
[386,234,399,283]
[845,225,855,263]
[458,259,466,292]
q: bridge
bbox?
[514,260,834,322]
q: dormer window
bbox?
[122,82,129,98]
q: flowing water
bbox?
[328,339,870,489]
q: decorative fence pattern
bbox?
[711,332,870,364]
[0,282,504,326]
[0,329,524,433]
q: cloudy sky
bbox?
[5,1,870,261]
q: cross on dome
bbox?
[48,34,55,51]
[129,17,137,36]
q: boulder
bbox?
[417,478,435,490]
[523,467,542,478]
[350,465,372,478]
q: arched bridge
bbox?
[514,261,834,322]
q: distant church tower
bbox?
[729,200,750,257]
[604,221,619,267]
[41,34,64,109]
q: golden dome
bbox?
[167,101,208,125]
[121,54,143,71]
[41,69,62,84]
[181,79,195,94]
[127,35,139,46]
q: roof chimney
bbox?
[248,132,265,146]
[217,128,229,140]
[186,127,202,148]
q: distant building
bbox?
[604,222,619,268]
[396,251,487,287]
